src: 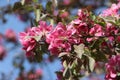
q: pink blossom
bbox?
[100,3,120,17]
[0,45,6,60]
[86,37,98,42]
[22,38,36,52]
[66,23,83,44]
[56,70,64,80]
[46,22,72,55]
[19,21,52,56]
[28,74,36,80]
[19,30,37,56]
[89,24,104,37]
[27,69,42,80]
[38,21,53,36]
[46,22,67,43]
[26,51,34,57]
[72,19,88,36]
[118,0,120,2]
[77,22,88,35]
[86,38,93,42]
[53,10,59,16]
[0,34,3,43]
[108,36,114,42]
[35,69,43,76]
[5,29,17,42]
[60,11,69,18]
[20,32,36,56]
[105,55,120,80]
[18,14,28,22]
[117,36,120,42]
[77,9,88,20]
[19,32,36,56]
[24,27,31,32]
[47,21,84,55]
[63,0,70,5]
[105,25,118,36]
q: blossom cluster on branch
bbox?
[19,1,120,80]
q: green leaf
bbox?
[88,56,95,72]
[63,60,67,68]
[34,4,43,22]
[74,44,85,59]
[25,5,33,11]
[34,35,42,41]
[101,16,116,23]
[51,0,58,7]
[92,15,96,20]
[34,50,43,62]
[94,51,107,61]
[35,9,41,22]
[58,52,68,57]
[13,2,23,11]
[50,19,54,26]
[24,35,42,42]
[90,39,103,50]
[32,0,38,2]
[40,14,48,20]
[63,67,70,79]
[46,1,52,14]
[117,73,120,76]
[21,0,25,5]
[70,59,77,69]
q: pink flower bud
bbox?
[60,11,69,18]
[35,69,43,76]
[0,45,6,60]
[5,29,17,43]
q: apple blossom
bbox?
[0,45,6,60]
[19,21,53,56]
[5,29,17,42]
[105,55,120,80]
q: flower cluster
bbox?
[46,22,73,55]
[20,7,120,57]
[47,8,120,55]
[46,9,90,55]
[19,21,52,56]
[19,2,120,79]
[100,2,120,17]
[105,55,120,80]
[16,69,43,80]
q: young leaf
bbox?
[74,44,85,59]
[51,0,58,7]
[35,9,41,22]
[58,52,68,57]
[63,67,70,79]
[13,2,23,11]
[21,0,25,5]
[34,35,42,42]
[88,56,95,72]
[33,0,38,2]
[34,51,43,62]
[63,60,67,68]
[46,1,52,14]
